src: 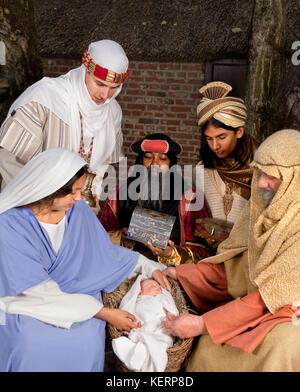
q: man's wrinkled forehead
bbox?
[257,168,280,181]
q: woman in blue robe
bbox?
[0,147,169,372]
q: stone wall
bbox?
[42,57,205,167]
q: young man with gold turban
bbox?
[0,40,129,213]
[162,129,300,371]
[195,82,259,247]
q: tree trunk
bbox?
[245,0,289,142]
[0,0,43,123]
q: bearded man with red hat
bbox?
[100,132,210,265]
[0,40,129,213]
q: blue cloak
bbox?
[0,200,139,372]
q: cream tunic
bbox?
[202,168,247,225]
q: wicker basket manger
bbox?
[102,276,194,372]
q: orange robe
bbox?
[176,262,293,353]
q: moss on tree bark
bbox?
[245,0,289,142]
[0,0,42,123]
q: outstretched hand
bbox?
[96,307,141,332]
[152,269,172,292]
[146,240,175,258]
[162,266,177,280]
[162,309,207,339]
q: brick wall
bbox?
[42,58,205,167]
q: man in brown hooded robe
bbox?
[163,129,300,371]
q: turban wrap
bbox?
[197,81,247,128]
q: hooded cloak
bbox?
[202,129,300,313]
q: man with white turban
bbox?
[0,39,129,211]
[162,129,300,371]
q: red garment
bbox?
[99,187,119,232]
[176,262,233,313]
[176,262,294,353]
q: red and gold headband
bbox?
[131,134,182,155]
[82,49,130,84]
[141,139,170,154]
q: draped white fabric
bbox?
[0,147,86,214]
[5,40,128,172]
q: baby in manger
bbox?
[112,275,179,372]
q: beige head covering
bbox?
[197,81,247,128]
[248,129,300,313]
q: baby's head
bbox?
[138,279,162,296]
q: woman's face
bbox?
[51,173,87,212]
[142,152,171,173]
[204,125,244,160]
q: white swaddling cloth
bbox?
[112,275,179,372]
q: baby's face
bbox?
[139,279,162,296]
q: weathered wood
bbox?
[245,0,290,142]
[0,0,42,123]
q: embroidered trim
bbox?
[82,50,129,84]
[78,113,94,164]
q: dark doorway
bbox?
[205,59,248,99]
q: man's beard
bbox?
[260,186,276,206]
[138,166,165,211]
[125,164,183,213]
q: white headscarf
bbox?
[6,40,128,172]
[0,148,87,214]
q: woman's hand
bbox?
[162,309,207,339]
[152,269,172,292]
[162,266,177,280]
[146,240,175,258]
[95,307,141,332]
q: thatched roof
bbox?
[32,0,248,61]
[32,0,299,62]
